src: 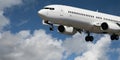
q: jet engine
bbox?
[101,22,120,31]
[58,25,77,35]
[101,22,108,30]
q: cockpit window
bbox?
[44,7,55,10]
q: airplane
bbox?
[38,4,120,42]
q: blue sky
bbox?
[1,0,120,60]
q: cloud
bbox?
[17,20,29,27]
[0,29,113,60]
[0,11,9,30]
[63,34,111,60]
[74,35,111,60]
[63,33,94,58]
[0,30,64,60]
[0,0,22,10]
[0,0,22,30]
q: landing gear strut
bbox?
[45,21,54,31]
[49,24,54,31]
[111,34,119,40]
[85,32,94,42]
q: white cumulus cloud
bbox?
[63,33,94,58]
[0,29,117,60]
[0,30,64,60]
[74,35,111,60]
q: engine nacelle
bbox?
[58,25,77,35]
[101,22,108,30]
[101,22,120,31]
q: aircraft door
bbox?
[60,9,64,16]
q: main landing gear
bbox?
[45,21,54,31]
[85,33,119,42]
[110,34,119,40]
[85,32,94,42]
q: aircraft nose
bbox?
[38,9,47,17]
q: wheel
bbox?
[50,27,53,31]
[111,34,119,40]
[111,35,115,40]
[85,36,94,42]
[115,35,119,40]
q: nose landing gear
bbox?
[44,21,54,31]
[49,24,54,31]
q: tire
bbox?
[111,34,119,40]
[85,36,94,42]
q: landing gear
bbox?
[85,36,94,42]
[49,24,54,31]
[85,32,94,42]
[45,21,54,31]
[110,34,119,40]
[49,27,53,31]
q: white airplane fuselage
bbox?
[38,5,120,41]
